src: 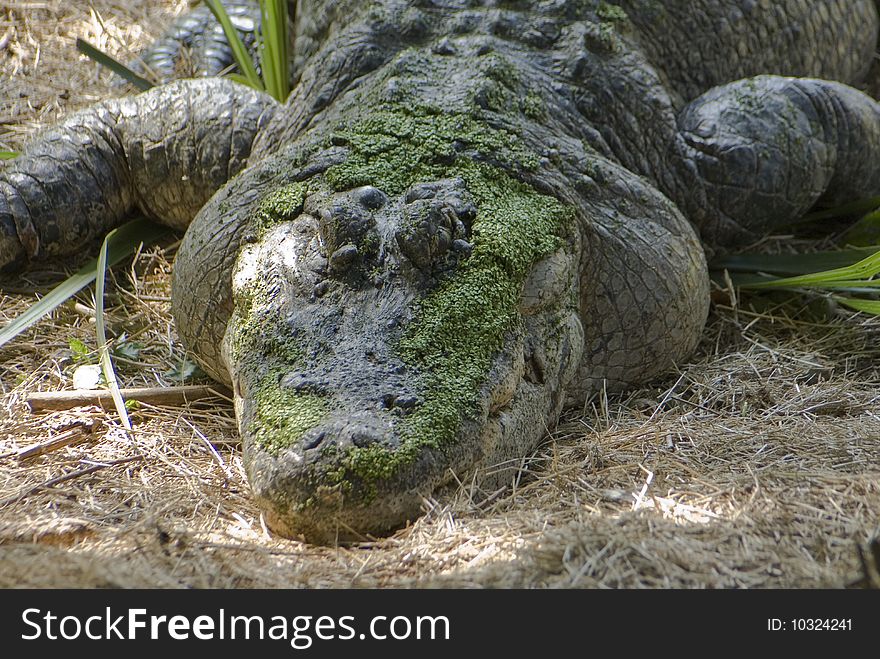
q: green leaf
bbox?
[0,151,19,160]
[718,244,880,317]
[743,248,880,289]
[226,72,254,87]
[68,337,93,364]
[713,214,880,315]
[112,338,143,361]
[164,358,205,383]
[800,196,880,223]
[711,246,880,276]
[75,38,154,91]
[0,218,168,349]
[204,0,264,92]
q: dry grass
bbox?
[1,0,879,589]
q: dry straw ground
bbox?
[1,0,878,588]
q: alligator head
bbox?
[174,158,585,542]
[240,179,582,542]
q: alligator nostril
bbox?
[301,429,326,451]
[350,426,383,448]
[281,372,326,394]
[452,238,473,255]
[394,394,419,410]
[380,392,418,413]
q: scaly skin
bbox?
[2,1,879,542]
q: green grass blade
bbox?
[226,72,253,87]
[0,218,167,349]
[835,297,880,315]
[711,246,880,276]
[76,38,154,91]
[259,0,290,102]
[744,249,880,288]
[204,0,264,92]
[0,151,19,160]
[778,279,880,290]
[95,231,132,430]
[717,271,880,291]
[800,196,880,223]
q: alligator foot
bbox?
[0,79,277,271]
[672,76,880,246]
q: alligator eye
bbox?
[316,194,377,255]
[353,185,388,210]
[328,243,359,274]
[396,179,477,272]
[396,200,452,271]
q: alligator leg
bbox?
[0,78,278,271]
[606,1,880,246]
[670,76,880,246]
[565,159,710,406]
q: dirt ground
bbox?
[1,0,878,588]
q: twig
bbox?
[0,455,144,507]
[11,424,100,460]
[0,419,102,460]
[25,385,232,412]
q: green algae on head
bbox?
[521,92,546,120]
[252,374,330,455]
[229,311,329,455]
[597,1,628,23]
[251,182,308,239]
[324,103,572,483]
[325,106,540,194]
[227,274,305,367]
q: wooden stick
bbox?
[0,419,103,461]
[14,426,94,460]
[25,384,231,412]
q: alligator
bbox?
[3,0,880,542]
